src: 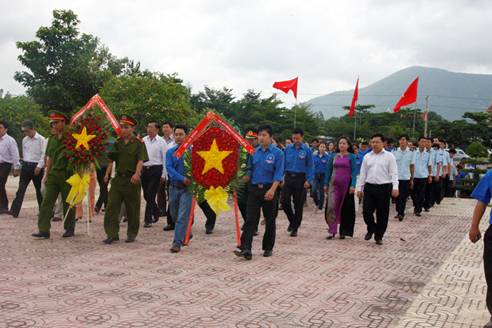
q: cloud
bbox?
[1,0,491,106]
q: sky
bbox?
[2,0,492,105]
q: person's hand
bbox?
[434,175,440,182]
[357,191,363,199]
[391,189,399,198]
[264,188,275,201]
[243,175,250,183]
[410,180,414,190]
[13,169,20,177]
[427,176,433,184]
[469,226,481,243]
[323,186,328,193]
[183,177,192,186]
[349,187,356,194]
[160,176,166,184]
[42,175,48,185]
[104,174,110,184]
[304,181,311,189]
[131,173,140,185]
[34,167,42,176]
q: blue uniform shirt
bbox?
[472,169,492,224]
[313,152,331,174]
[429,148,441,177]
[413,149,431,179]
[166,145,186,184]
[392,147,414,180]
[248,144,284,184]
[284,143,314,183]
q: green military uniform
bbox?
[37,131,76,233]
[104,136,148,239]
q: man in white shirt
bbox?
[142,121,168,228]
[160,121,177,231]
[392,135,415,221]
[0,120,20,214]
[357,134,399,245]
[10,120,46,218]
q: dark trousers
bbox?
[484,225,492,317]
[433,179,443,205]
[141,165,162,224]
[424,179,434,210]
[198,200,216,231]
[312,173,325,210]
[395,180,410,217]
[158,180,175,226]
[281,173,307,232]
[10,162,43,217]
[0,162,12,211]
[241,184,277,252]
[412,178,427,214]
[362,183,392,240]
[95,166,108,211]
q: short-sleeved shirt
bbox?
[392,147,414,180]
[436,149,449,176]
[109,137,149,176]
[429,148,442,177]
[413,149,432,179]
[46,134,69,172]
[471,169,492,224]
[248,144,284,185]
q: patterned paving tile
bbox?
[0,178,487,327]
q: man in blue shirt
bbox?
[470,170,492,327]
[167,125,193,254]
[412,137,432,217]
[281,128,314,237]
[424,137,441,211]
[234,125,284,260]
[392,135,415,221]
[312,142,330,210]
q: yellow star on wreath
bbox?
[197,139,233,175]
[72,126,96,150]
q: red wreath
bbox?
[191,127,238,188]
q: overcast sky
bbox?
[2,0,492,105]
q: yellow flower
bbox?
[72,126,96,150]
[204,186,230,216]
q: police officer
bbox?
[102,115,148,244]
[281,128,314,237]
[234,125,284,260]
[32,111,76,239]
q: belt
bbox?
[365,182,392,187]
[143,165,163,170]
[285,171,306,177]
[251,183,272,189]
[170,182,186,189]
[116,172,134,178]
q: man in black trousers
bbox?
[357,134,399,245]
[141,121,168,228]
[234,125,284,260]
[281,128,313,237]
[10,120,46,218]
[411,137,432,217]
[0,120,20,214]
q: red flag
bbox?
[273,77,298,98]
[393,77,419,112]
[349,77,359,118]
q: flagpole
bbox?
[294,97,298,128]
[424,96,429,137]
[412,106,417,138]
[353,114,357,140]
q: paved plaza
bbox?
[0,178,488,327]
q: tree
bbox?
[467,141,489,158]
[15,9,139,114]
[99,72,197,133]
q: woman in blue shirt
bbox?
[312,143,331,211]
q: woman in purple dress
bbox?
[324,137,357,239]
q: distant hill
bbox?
[306,66,492,120]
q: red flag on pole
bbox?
[393,77,419,112]
[349,77,359,118]
[273,77,298,98]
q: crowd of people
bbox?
[0,112,461,258]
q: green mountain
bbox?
[306,66,492,120]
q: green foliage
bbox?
[467,141,489,158]
[99,72,197,133]
[15,9,139,114]
[0,95,49,144]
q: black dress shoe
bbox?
[52,217,62,222]
[287,226,293,232]
[125,236,136,243]
[339,235,345,240]
[290,231,298,237]
[415,212,422,217]
[233,249,252,260]
[326,234,334,240]
[263,250,273,257]
[424,208,430,212]
[398,215,404,222]
[32,231,50,239]
[364,232,373,241]
[394,215,399,219]
[103,237,119,244]
[143,222,152,228]
[163,225,175,231]
[205,228,213,235]
[170,245,181,253]
[375,239,383,245]
[62,229,74,238]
